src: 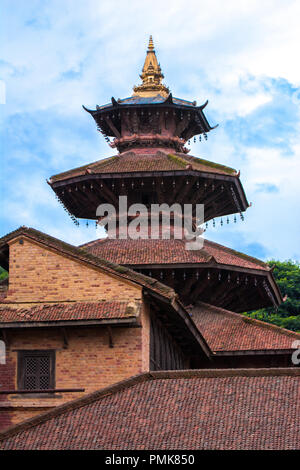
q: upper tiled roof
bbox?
[81,237,268,271]
[1,369,299,450]
[50,150,238,183]
[94,95,197,108]
[189,302,300,351]
[0,301,140,324]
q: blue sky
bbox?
[1,0,300,261]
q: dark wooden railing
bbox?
[0,388,85,394]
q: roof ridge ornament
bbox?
[133,35,170,98]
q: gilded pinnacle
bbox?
[133,35,170,98]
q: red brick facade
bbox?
[0,235,151,429]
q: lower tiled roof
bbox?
[189,302,300,351]
[0,301,140,324]
[0,369,299,450]
[81,237,268,271]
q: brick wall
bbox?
[7,237,141,302]
[0,235,153,430]
[0,317,150,429]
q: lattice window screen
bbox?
[18,351,54,391]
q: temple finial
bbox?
[133,36,169,98]
[148,35,154,51]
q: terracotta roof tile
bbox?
[81,237,268,271]
[190,302,300,351]
[0,369,299,450]
[0,301,139,324]
[50,150,237,183]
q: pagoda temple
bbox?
[0,37,299,448]
[49,36,281,316]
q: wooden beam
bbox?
[97,180,118,206]
[181,273,198,298]
[107,326,114,348]
[61,328,68,349]
[177,176,198,204]
[175,114,189,137]
[104,116,121,138]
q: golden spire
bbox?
[133,36,170,98]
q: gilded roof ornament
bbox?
[133,36,170,98]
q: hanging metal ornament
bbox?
[220,218,223,226]
[227,217,230,224]
[213,219,216,227]
[199,135,201,142]
[234,215,237,223]
[193,136,196,143]
[86,220,89,228]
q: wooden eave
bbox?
[214,349,296,356]
[135,264,282,311]
[145,288,212,359]
[83,97,214,138]
[50,169,248,222]
[0,317,139,329]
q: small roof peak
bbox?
[148,35,154,51]
[133,36,169,98]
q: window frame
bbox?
[17,350,56,392]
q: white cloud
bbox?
[1,0,300,260]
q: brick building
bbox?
[0,37,299,449]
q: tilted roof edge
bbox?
[196,301,300,340]
[0,367,299,442]
[204,239,268,269]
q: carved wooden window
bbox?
[18,350,55,391]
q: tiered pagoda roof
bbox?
[81,237,282,312]
[49,150,248,222]
[48,36,282,314]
